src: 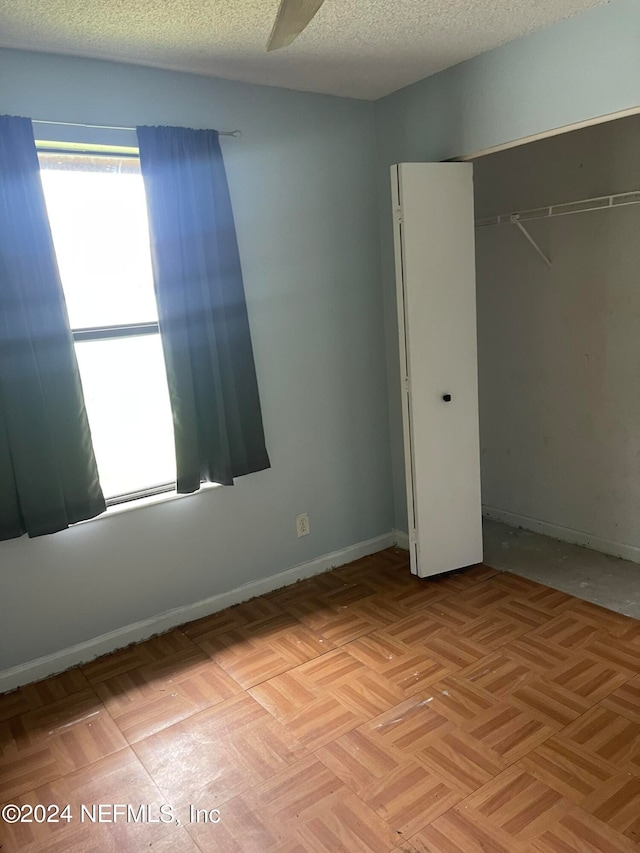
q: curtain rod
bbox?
[32,119,241,138]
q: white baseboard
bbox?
[483,505,640,564]
[0,532,395,694]
[392,529,410,550]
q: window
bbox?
[39,152,177,504]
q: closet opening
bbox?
[468,111,640,608]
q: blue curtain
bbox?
[136,125,270,492]
[0,115,105,539]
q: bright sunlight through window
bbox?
[39,153,176,502]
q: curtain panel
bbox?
[136,125,270,492]
[0,115,105,539]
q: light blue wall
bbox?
[374,0,640,531]
[0,49,393,671]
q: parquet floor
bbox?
[1,548,639,851]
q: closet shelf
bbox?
[474,190,640,268]
[475,190,640,227]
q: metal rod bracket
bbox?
[511,216,552,268]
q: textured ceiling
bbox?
[0,0,609,100]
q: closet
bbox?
[391,114,640,576]
[472,114,640,563]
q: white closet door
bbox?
[391,162,482,577]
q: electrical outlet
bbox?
[296,512,310,537]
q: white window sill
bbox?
[78,482,222,525]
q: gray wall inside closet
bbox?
[474,114,640,560]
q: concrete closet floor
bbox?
[484,520,640,620]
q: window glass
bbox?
[74,336,176,499]
[40,154,158,328]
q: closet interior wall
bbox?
[473,113,640,562]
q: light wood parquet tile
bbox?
[456,612,531,650]
[332,594,413,630]
[447,581,513,613]
[321,560,383,587]
[456,651,534,697]
[568,598,639,636]
[267,570,413,646]
[183,596,288,642]
[269,595,380,646]
[0,689,126,801]
[384,582,452,614]
[319,579,381,608]
[374,611,444,648]
[94,656,242,743]
[509,677,593,729]
[416,598,486,631]
[0,749,187,852]
[418,728,506,795]
[249,649,406,749]
[132,692,308,810]
[460,764,574,843]
[491,575,577,615]
[9,825,199,853]
[0,669,91,724]
[357,695,452,754]
[585,634,640,677]
[615,621,640,646]
[600,675,640,723]
[319,729,463,837]
[544,654,632,702]
[501,633,573,673]
[330,548,409,587]
[414,676,497,725]
[330,668,409,720]
[419,630,492,669]
[488,572,547,595]
[427,564,499,593]
[404,806,530,852]
[317,726,405,794]
[188,754,399,852]
[1,548,638,852]
[532,805,640,852]
[526,612,602,651]
[581,772,640,842]
[291,799,399,853]
[628,747,640,775]
[252,682,365,751]
[521,734,619,802]
[561,705,640,766]
[492,597,551,630]
[197,614,335,689]
[278,574,339,599]
[461,700,556,764]
[81,629,203,684]
[363,762,461,837]
[345,633,457,695]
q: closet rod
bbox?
[475,190,640,228]
[32,119,241,137]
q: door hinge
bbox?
[394,206,403,223]
[409,529,417,545]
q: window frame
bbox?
[71,321,176,508]
[38,144,178,507]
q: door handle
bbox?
[442,394,452,402]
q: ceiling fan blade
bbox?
[267,0,325,51]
